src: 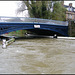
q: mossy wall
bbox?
[68,21,75,37]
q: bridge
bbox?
[0,16,68,37]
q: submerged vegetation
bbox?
[8,30,27,37]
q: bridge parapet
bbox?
[0,16,68,26]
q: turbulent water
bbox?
[0,37,75,74]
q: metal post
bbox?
[2,38,15,49]
[53,34,57,38]
[2,39,7,49]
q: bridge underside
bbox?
[27,29,63,36]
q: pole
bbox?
[2,39,7,49]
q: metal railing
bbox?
[0,16,68,26]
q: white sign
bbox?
[34,25,40,28]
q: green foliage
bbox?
[23,1,52,19]
[52,2,66,21]
[8,30,27,36]
[17,1,66,21]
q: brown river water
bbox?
[0,37,75,74]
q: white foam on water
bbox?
[58,37,75,40]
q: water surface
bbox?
[0,37,75,74]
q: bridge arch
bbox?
[0,17,68,36]
[0,23,68,36]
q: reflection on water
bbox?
[0,37,75,74]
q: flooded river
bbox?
[0,37,75,74]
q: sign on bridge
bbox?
[34,25,40,28]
